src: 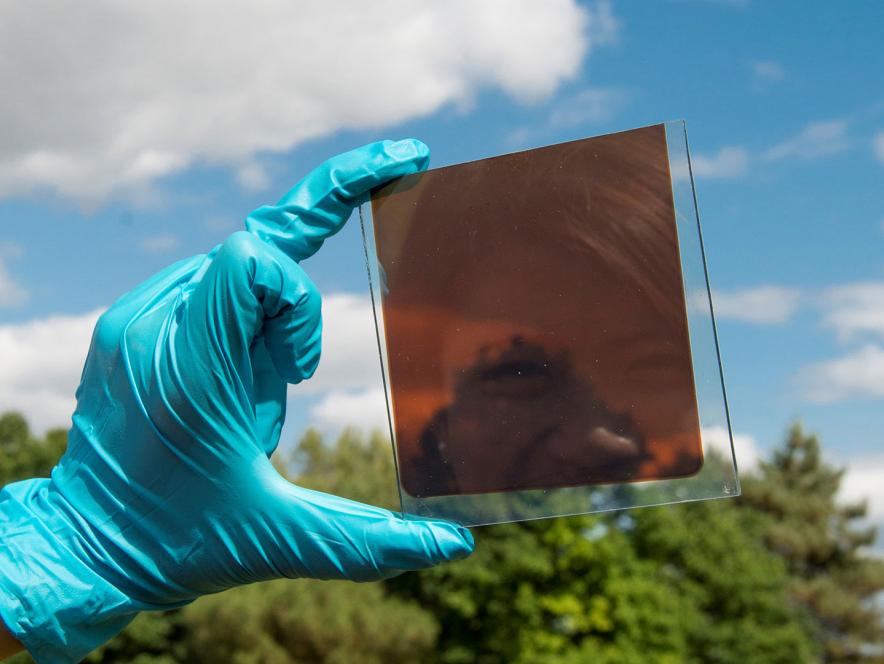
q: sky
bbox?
[1,1,883,539]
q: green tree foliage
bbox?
[86,611,187,664]
[741,424,884,661]
[2,412,880,663]
[391,502,817,663]
[285,426,818,663]
[0,412,67,484]
[289,427,399,509]
[389,515,693,664]
[84,578,438,664]
[179,578,437,664]
[630,501,819,663]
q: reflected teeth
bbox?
[588,427,639,456]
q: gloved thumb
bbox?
[256,474,474,582]
[353,510,475,579]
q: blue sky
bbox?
[1,1,882,528]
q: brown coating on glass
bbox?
[370,124,703,498]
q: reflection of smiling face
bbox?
[373,124,703,498]
[439,335,647,494]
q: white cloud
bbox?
[820,282,884,342]
[733,431,762,471]
[291,293,382,396]
[797,282,884,404]
[583,0,619,46]
[707,286,802,324]
[0,308,102,433]
[203,215,239,233]
[840,453,884,546]
[503,126,535,148]
[0,0,611,204]
[296,294,392,434]
[235,162,271,193]
[0,243,28,307]
[549,87,631,127]
[0,242,23,259]
[751,60,785,83]
[0,294,379,436]
[505,83,630,148]
[140,233,181,254]
[874,131,884,163]
[764,120,849,161]
[0,258,28,307]
[0,294,379,435]
[690,146,749,179]
[703,426,761,473]
[798,344,884,403]
[309,387,388,435]
[669,152,691,184]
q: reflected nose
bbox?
[587,426,640,457]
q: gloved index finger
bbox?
[245,138,430,262]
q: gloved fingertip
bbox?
[428,520,475,562]
[389,138,430,173]
[457,525,475,551]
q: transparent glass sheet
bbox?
[359,121,738,526]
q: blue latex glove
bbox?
[0,139,473,664]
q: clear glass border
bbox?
[359,120,739,526]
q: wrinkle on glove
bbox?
[0,139,472,664]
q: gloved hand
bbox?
[0,139,473,664]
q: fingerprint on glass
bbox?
[370,123,703,498]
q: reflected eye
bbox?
[477,359,553,397]
[479,359,550,382]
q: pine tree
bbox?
[740,424,884,661]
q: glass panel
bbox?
[360,121,738,526]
